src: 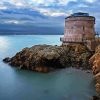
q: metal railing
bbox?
[60,37,83,43]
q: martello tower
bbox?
[61,12,97,50]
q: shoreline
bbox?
[3,44,100,99]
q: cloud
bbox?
[0,0,98,18]
[4,20,21,24]
[85,0,97,3]
[33,7,68,17]
[0,0,99,34]
[0,0,76,16]
[2,0,77,7]
[30,0,77,6]
[0,6,7,10]
[57,0,77,5]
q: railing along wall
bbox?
[60,37,83,43]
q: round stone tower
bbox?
[61,12,95,44]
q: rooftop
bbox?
[65,12,95,19]
[71,12,89,17]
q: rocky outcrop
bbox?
[90,45,100,98]
[3,57,11,63]
[92,96,100,100]
[3,44,92,73]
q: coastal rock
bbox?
[95,72,100,84]
[96,45,100,53]
[90,45,100,97]
[92,96,100,100]
[3,44,92,72]
[3,57,11,63]
[96,83,100,95]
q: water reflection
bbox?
[0,36,10,53]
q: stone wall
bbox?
[64,17,95,42]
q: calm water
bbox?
[0,35,96,100]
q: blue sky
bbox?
[0,0,100,34]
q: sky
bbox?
[0,0,100,34]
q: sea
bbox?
[0,35,96,100]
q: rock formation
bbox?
[3,44,92,72]
[90,45,100,98]
[92,96,100,100]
